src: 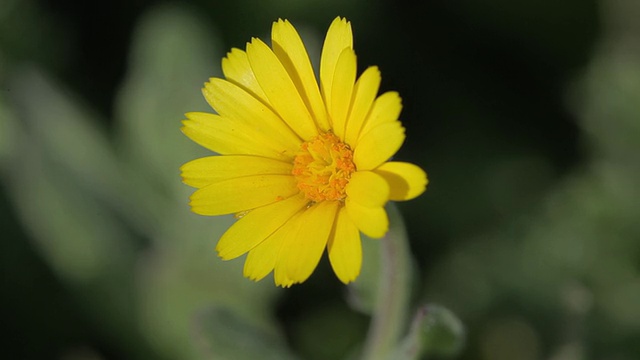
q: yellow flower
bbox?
[181,17,428,287]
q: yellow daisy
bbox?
[181,17,428,287]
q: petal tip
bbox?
[339,276,358,285]
[276,278,295,288]
[215,245,232,261]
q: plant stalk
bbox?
[360,203,412,360]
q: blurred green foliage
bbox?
[1,0,639,359]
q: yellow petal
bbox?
[273,210,306,287]
[329,47,357,138]
[181,112,292,160]
[275,274,295,288]
[221,48,269,104]
[346,170,390,207]
[354,121,405,171]
[180,155,292,189]
[203,79,301,155]
[246,38,318,140]
[374,162,428,201]
[320,17,353,112]
[344,66,381,146]
[243,212,297,281]
[271,19,330,131]
[359,91,402,137]
[216,194,307,260]
[327,206,362,283]
[279,201,339,284]
[345,198,389,238]
[190,175,298,216]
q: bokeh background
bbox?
[2,0,639,359]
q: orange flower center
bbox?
[292,132,356,202]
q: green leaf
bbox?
[395,304,465,359]
[193,306,298,360]
[2,77,152,357]
[5,67,136,283]
[8,68,124,203]
[135,205,283,359]
[114,4,224,200]
[117,6,285,358]
[0,93,17,166]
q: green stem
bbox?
[360,203,412,360]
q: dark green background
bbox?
[2,0,639,359]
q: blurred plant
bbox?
[3,0,637,359]
[421,0,640,359]
[396,305,465,359]
[0,4,457,360]
[2,5,286,359]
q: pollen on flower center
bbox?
[292,132,356,202]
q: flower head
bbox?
[181,17,428,287]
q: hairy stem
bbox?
[360,203,412,360]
